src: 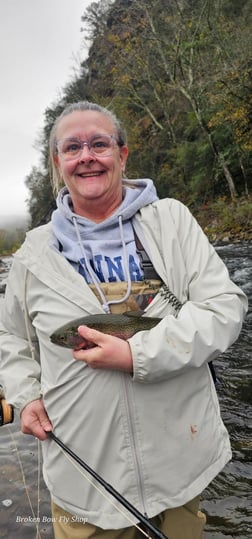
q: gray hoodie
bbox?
[51,179,158,311]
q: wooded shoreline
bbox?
[193,196,252,244]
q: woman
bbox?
[0,101,247,539]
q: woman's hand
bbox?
[21,399,53,440]
[73,326,133,373]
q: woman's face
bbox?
[54,110,128,220]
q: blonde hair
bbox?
[49,101,127,193]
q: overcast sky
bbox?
[0,0,92,224]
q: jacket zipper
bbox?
[121,375,148,517]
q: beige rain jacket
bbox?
[0,198,247,528]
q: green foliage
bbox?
[25,166,55,227]
[194,195,252,242]
[0,227,27,256]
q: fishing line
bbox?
[50,432,169,539]
[6,426,42,539]
[36,437,41,529]
[51,434,149,537]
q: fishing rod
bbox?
[50,432,169,539]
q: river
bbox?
[0,243,251,539]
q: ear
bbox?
[120,145,128,170]
[53,154,60,168]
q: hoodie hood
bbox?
[51,178,158,254]
[53,179,158,230]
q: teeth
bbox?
[78,172,101,178]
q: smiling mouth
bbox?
[77,171,103,178]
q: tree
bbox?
[25,166,55,227]
[107,1,246,195]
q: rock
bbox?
[2,499,13,507]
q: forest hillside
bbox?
[16,0,252,243]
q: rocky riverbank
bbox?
[192,196,252,244]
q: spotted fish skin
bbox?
[50,312,161,349]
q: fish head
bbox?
[50,331,84,349]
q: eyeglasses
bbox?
[56,134,118,160]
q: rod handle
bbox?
[0,397,14,426]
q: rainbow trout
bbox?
[50,312,161,349]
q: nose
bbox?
[78,143,95,162]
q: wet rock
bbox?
[2,499,13,507]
